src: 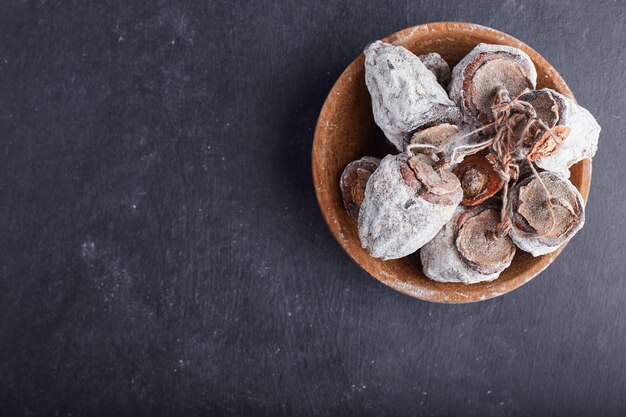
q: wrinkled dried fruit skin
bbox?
[449,43,537,125]
[340,157,381,220]
[507,172,585,256]
[418,52,451,87]
[453,154,505,206]
[358,153,462,260]
[364,41,462,151]
[410,123,461,150]
[421,206,514,284]
[523,88,600,176]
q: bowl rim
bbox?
[312,22,592,303]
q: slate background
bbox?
[0,0,625,416]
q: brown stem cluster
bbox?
[477,88,567,238]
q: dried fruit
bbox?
[449,43,537,125]
[518,89,561,129]
[418,52,451,87]
[410,123,461,152]
[340,157,381,220]
[455,207,516,274]
[453,154,505,206]
[507,171,585,256]
[364,41,462,151]
[520,88,600,175]
[358,153,462,260]
[421,205,516,284]
[348,41,600,284]
[527,125,571,162]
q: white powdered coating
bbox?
[533,89,600,176]
[509,175,586,256]
[358,154,462,260]
[364,41,461,151]
[449,43,537,124]
[418,52,451,87]
[420,209,503,285]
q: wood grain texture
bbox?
[0,0,624,416]
[312,22,590,303]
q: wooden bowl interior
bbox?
[312,22,591,303]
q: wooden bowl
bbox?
[312,22,591,303]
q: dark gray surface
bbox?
[0,0,624,416]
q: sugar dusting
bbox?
[534,89,600,175]
[364,41,461,151]
[421,208,508,285]
[358,154,461,260]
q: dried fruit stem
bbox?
[449,137,494,164]
[407,86,574,241]
[405,143,440,154]
[485,89,570,232]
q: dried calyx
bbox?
[507,171,585,256]
[410,123,460,152]
[340,157,380,220]
[420,205,516,284]
[520,88,600,175]
[358,153,462,260]
[453,154,504,206]
[401,153,461,205]
[364,41,462,151]
[527,125,571,162]
[455,206,516,275]
[519,89,562,128]
[449,44,537,125]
